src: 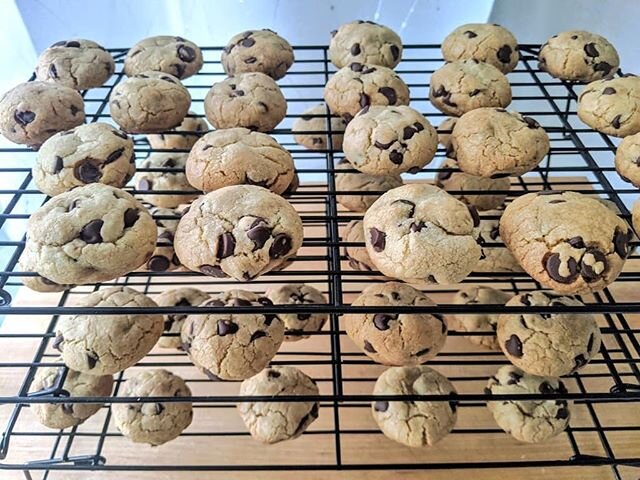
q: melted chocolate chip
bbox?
[568,236,585,249]
[522,116,540,129]
[603,87,616,95]
[507,371,523,385]
[613,227,631,258]
[469,88,481,97]
[374,401,388,412]
[247,218,272,250]
[389,150,403,164]
[363,340,377,353]
[73,159,102,184]
[124,208,139,228]
[350,43,361,55]
[369,228,386,251]
[580,248,607,281]
[14,110,35,126]
[241,37,255,48]
[53,156,64,174]
[543,252,579,284]
[415,347,431,357]
[538,381,554,394]
[594,62,613,75]
[244,56,257,64]
[216,233,236,259]
[269,233,292,258]
[70,104,80,116]
[464,30,478,38]
[105,148,125,164]
[390,44,400,61]
[217,320,239,336]
[177,44,197,63]
[250,330,267,342]
[556,407,570,419]
[612,114,622,129]
[497,44,512,63]
[80,219,104,244]
[505,334,523,357]
[66,41,80,48]
[359,93,370,109]
[468,205,480,227]
[373,313,396,330]
[583,42,599,57]
[378,87,397,104]
[148,255,170,271]
[200,264,227,277]
[86,352,98,369]
[374,139,394,150]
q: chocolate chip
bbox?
[232,89,245,97]
[244,56,257,64]
[86,352,98,369]
[468,88,481,97]
[464,30,478,38]
[66,41,80,48]
[538,381,554,394]
[48,63,59,79]
[549,200,566,204]
[268,369,281,378]
[124,208,139,228]
[584,42,599,58]
[148,255,170,271]
[70,104,80,116]
[556,407,570,419]
[436,169,452,182]
[612,114,622,129]
[247,218,272,250]
[52,334,64,351]
[293,403,319,436]
[176,44,197,63]
[14,110,35,126]
[568,236,585,249]
[257,101,269,112]
[603,87,616,95]
[153,403,165,415]
[250,330,267,342]
[489,226,500,240]
[543,252,579,284]
[269,233,292,259]
[613,227,631,258]
[507,371,523,385]
[378,87,397,104]
[216,232,236,259]
[363,340,376,353]
[468,205,480,227]
[522,116,540,129]
[374,401,388,412]
[105,147,125,165]
[505,334,523,357]
[497,45,512,63]
[374,140,394,150]
[200,264,227,277]
[369,228,386,251]
[580,248,607,281]
[73,159,102,184]
[389,150,403,164]
[51,40,66,47]
[587,333,595,353]
[594,61,613,75]
[217,320,239,336]
[240,37,255,48]
[350,62,363,72]
[415,347,431,357]
[350,43,361,55]
[410,221,427,232]
[80,219,104,244]
[390,44,400,61]
[373,313,396,330]
[359,93,370,109]
[574,354,588,371]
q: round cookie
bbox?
[135,153,200,208]
[324,63,410,122]
[18,253,73,293]
[113,369,192,445]
[110,71,191,134]
[372,366,457,448]
[335,159,403,212]
[0,81,85,147]
[34,123,135,196]
[474,210,523,273]
[577,76,640,138]
[29,364,113,429]
[23,183,157,285]
[222,29,294,80]
[615,132,640,186]
[452,286,511,350]
[238,366,319,443]
[342,220,381,274]
[329,20,402,69]
[156,287,210,349]
[539,31,619,82]
[185,128,294,194]
[55,286,163,375]
[345,282,447,365]
[181,289,285,381]
[500,191,631,294]
[265,284,328,341]
[293,103,347,151]
[429,60,512,117]
[203,72,287,132]
[442,24,519,74]
[174,185,303,281]
[146,111,209,151]
[124,35,203,79]
[437,117,458,149]
[363,184,482,284]
[451,108,549,178]
[35,39,115,90]
[486,365,570,443]
[139,206,182,273]
[497,291,602,377]
[343,105,438,175]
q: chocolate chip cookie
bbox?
[124,35,203,79]
[265,284,328,341]
[442,24,519,73]
[453,286,511,350]
[292,103,347,151]
[138,206,181,273]
[135,153,200,208]
[222,29,294,80]
[615,132,640,186]
[335,159,403,212]
[474,209,523,274]
[437,117,458,149]
[156,287,210,349]
[329,20,402,69]
[147,111,209,151]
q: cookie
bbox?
[0,81,85,147]
[33,123,135,196]
[329,21,402,69]
[497,291,601,376]
[135,153,200,208]
[292,103,347,151]
[55,286,163,375]
[451,107,549,177]
[346,282,447,365]
[437,117,458,149]
[181,289,285,381]
[23,183,157,285]
[474,209,523,273]
[283,170,299,198]
[139,206,182,273]
[324,63,410,122]
[109,71,191,134]
[363,184,482,284]
[372,366,457,448]
[265,284,328,341]
[500,191,631,294]
[124,35,203,79]
[614,132,640,186]
[343,105,438,175]
[175,185,303,281]
[113,369,192,445]
[452,286,511,350]
[539,31,619,82]
[429,60,512,117]
[442,24,519,74]
[342,220,379,274]
[335,159,403,212]
[238,366,319,443]
[486,365,570,443]
[185,128,294,194]
[146,111,209,151]
[204,72,287,132]
[222,29,294,80]
[577,76,640,138]
[29,364,113,429]
[633,197,640,234]
[35,39,115,90]
[156,287,210,349]
[18,253,73,293]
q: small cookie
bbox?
[35,39,115,90]
[429,60,512,117]
[324,63,410,122]
[497,291,601,377]
[293,104,347,151]
[452,286,511,350]
[34,123,135,196]
[335,159,403,212]
[156,287,210,349]
[124,35,203,79]
[222,29,294,80]
[329,21,402,69]
[539,31,619,82]
[451,108,549,177]
[55,287,163,375]
[266,284,328,341]
[487,365,571,443]
[135,153,200,208]
[346,282,447,365]
[0,81,85,147]
[110,71,191,134]
[615,132,640,186]
[363,184,482,284]
[442,24,519,73]
[475,210,522,273]
[343,105,438,175]
[500,191,631,294]
[372,366,457,448]
[113,369,192,445]
[146,111,209,151]
[29,364,113,429]
[437,117,458,149]
[185,128,294,194]
[139,206,182,272]
[175,185,303,281]
[238,366,319,443]
[204,72,287,132]
[181,289,285,381]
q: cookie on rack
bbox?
[265,284,328,341]
[615,132,640,186]
[292,103,347,151]
[633,197,640,234]
[35,39,115,90]
[156,287,210,349]
[342,220,383,275]
[124,35,203,79]
[146,111,209,151]
[335,159,403,212]
[113,369,193,445]
[138,206,182,272]
[135,153,200,208]
[18,252,73,293]
[329,20,402,69]
[437,117,458,149]
[474,209,523,274]
[221,29,294,80]
[372,366,457,448]
[238,366,319,443]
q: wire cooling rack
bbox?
[0,44,639,480]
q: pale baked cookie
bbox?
[146,111,209,151]
[135,153,200,208]
[138,206,181,273]
[156,287,210,349]
[293,104,347,151]
[266,284,328,341]
[442,24,519,73]
[222,29,294,80]
[615,132,640,186]
[329,20,402,69]
[437,117,458,149]
[474,209,523,273]
[335,159,403,212]
[124,35,203,79]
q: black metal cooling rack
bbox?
[0,44,639,479]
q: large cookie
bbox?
[147,111,209,151]
[124,35,203,79]
[265,284,328,341]
[222,29,294,80]
[335,159,403,212]
[329,20,402,69]
[135,153,200,208]
[292,103,347,151]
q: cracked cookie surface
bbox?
[266,284,328,341]
[124,35,203,79]
[453,285,511,350]
[335,159,403,212]
[147,111,209,150]
[329,20,402,69]
[156,287,210,349]
[222,29,294,80]
[135,152,200,208]
[292,103,346,151]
